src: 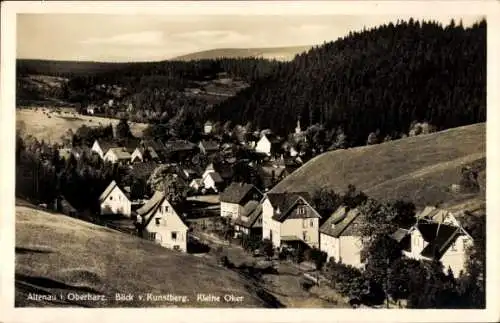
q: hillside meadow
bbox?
[16,108,148,143]
[15,202,266,307]
[271,123,486,209]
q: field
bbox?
[173,46,313,61]
[16,108,148,143]
[15,202,267,308]
[272,123,486,209]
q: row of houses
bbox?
[96,173,474,278]
[219,185,474,278]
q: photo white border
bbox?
[1,1,499,323]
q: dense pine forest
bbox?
[17,18,486,148]
[213,18,486,146]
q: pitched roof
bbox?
[96,140,119,154]
[99,180,130,203]
[137,191,188,228]
[130,161,159,180]
[141,139,167,152]
[266,192,318,222]
[416,222,460,259]
[390,228,410,243]
[319,207,361,238]
[164,140,197,152]
[319,206,348,235]
[199,140,219,151]
[220,182,260,204]
[234,200,263,228]
[107,147,132,160]
[206,171,224,183]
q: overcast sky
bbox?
[17,14,483,62]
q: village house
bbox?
[262,192,321,249]
[255,133,285,157]
[139,139,169,161]
[416,206,463,227]
[202,171,225,193]
[198,140,220,155]
[233,200,263,238]
[189,178,204,192]
[204,121,214,134]
[164,139,198,161]
[136,191,189,252]
[392,221,474,278]
[91,139,118,159]
[99,180,132,217]
[319,206,364,269]
[103,147,132,164]
[220,182,263,220]
[130,146,159,163]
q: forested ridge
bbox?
[212,18,486,146]
[17,18,486,148]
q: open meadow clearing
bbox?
[16,108,148,143]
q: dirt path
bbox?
[191,231,349,308]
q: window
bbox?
[303,231,308,241]
[164,205,169,213]
[155,218,161,226]
[109,196,113,201]
[450,242,457,251]
[171,232,178,240]
[310,219,314,227]
[303,219,307,228]
[297,206,305,215]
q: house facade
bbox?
[103,147,132,164]
[255,134,272,155]
[234,200,263,238]
[319,206,364,269]
[396,222,473,278]
[137,191,189,252]
[99,180,132,217]
[202,172,224,192]
[219,182,263,220]
[262,192,321,249]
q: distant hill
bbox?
[15,202,266,307]
[173,46,313,61]
[271,123,486,209]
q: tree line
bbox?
[213,18,486,147]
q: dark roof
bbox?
[164,140,197,152]
[220,182,261,204]
[266,192,318,222]
[141,139,167,152]
[390,228,410,243]
[199,140,219,151]
[417,223,460,259]
[107,147,132,160]
[97,140,119,154]
[234,200,262,228]
[130,161,159,180]
[319,206,361,238]
[137,191,188,228]
[206,171,224,183]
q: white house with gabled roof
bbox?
[136,191,189,252]
[99,180,132,217]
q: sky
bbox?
[17,14,484,62]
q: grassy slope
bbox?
[16,108,148,143]
[173,46,313,61]
[271,123,486,208]
[15,204,265,307]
